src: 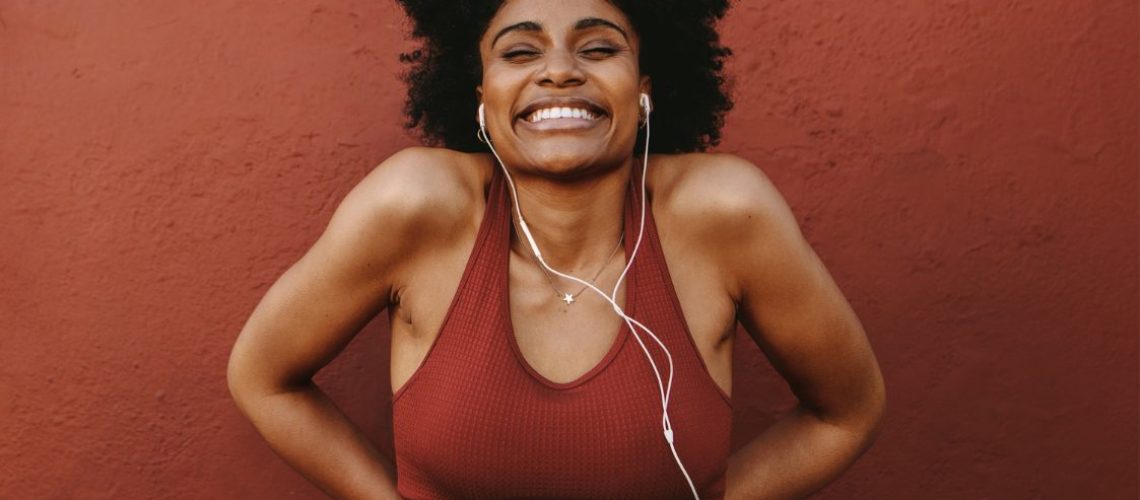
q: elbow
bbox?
[858,373,887,450]
[226,345,251,411]
[812,371,887,452]
[226,338,265,415]
[225,335,311,416]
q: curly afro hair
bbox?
[395,0,733,154]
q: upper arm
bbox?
[227,147,466,397]
[703,155,885,430]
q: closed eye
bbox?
[581,47,620,59]
[502,49,541,62]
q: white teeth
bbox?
[526,106,599,123]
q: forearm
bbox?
[725,405,880,500]
[232,382,399,500]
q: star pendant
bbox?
[561,293,576,305]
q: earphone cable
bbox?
[480,101,699,500]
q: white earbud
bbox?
[477,103,490,144]
[640,92,652,115]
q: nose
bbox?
[536,47,585,88]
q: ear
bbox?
[475,86,484,124]
[638,76,654,119]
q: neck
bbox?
[507,161,633,273]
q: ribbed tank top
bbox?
[392,167,732,499]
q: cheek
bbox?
[481,79,528,125]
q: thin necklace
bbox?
[521,228,625,305]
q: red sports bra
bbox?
[392,167,732,498]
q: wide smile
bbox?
[514,98,609,133]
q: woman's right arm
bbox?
[226,149,447,499]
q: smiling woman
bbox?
[399,0,731,155]
[226,1,885,499]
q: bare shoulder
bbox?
[649,152,798,235]
[648,152,806,300]
[343,146,489,231]
[317,147,492,288]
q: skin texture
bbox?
[227,1,885,498]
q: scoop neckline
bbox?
[501,251,635,391]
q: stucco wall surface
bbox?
[1,1,1136,498]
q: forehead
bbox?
[484,0,635,41]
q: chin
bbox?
[513,135,629,175]
[520,148,613,178]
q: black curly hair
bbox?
[395,0,733,154]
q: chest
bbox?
[391,244,733,498]
[388,178,736,497]
[389,208,737,398]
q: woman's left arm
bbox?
[708,156,886,499]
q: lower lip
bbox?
[516,115,607,133]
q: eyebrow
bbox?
[490,17,630,48]
[574,17,629,40]
[491,21,543,48]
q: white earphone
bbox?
[477,94,697,498]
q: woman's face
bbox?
[477,0,647,177]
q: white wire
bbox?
[481,108,700,499]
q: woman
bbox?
[227,0,885,498]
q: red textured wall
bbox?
[2,1,1136,498]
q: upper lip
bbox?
[516,96,608,121]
